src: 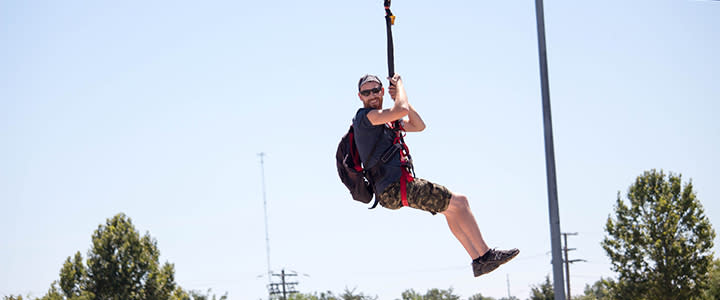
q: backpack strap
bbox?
[359,124,387,210]
[362,125,387,167]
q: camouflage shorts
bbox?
[378,178,452,214]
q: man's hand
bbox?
[388,73,426,132]
[387,74,402,101]
[365,73,409,126]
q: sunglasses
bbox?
[360,87,382,96]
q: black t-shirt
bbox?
[352,108,402,194]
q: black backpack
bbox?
[335,125,384,207]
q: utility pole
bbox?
[562,232,586,300]
[269,269,299,300]
[533,0,565,299]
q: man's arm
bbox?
[403,103,426,132]
[366,74,409,126]
[387,75,425,132]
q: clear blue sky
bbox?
[2,0,719,299]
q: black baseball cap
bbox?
[358,74,383,91]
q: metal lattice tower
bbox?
[258,153,272,291]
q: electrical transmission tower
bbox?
[562,232,586,300]
[506,274,513,299]
[259,153,272,288]
[258,154,304,300]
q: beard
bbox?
[366,97,382,109]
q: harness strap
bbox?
[391,120,414,207]
[400,167,413,207]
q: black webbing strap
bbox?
[384,0,395,80]
[362,125,386,166]
[364,124,387,210]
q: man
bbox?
[353,73,519,277]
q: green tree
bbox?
[338,287,377,300]
[602,170,716,300]
[399,288,459,300]
[83,213,175,299]
[166,287,226,300]
[59,252,90,299]
[288,293,323,300]
[529,275,553,300]
[703,258,720,300]
[37,213,225,300]
[288,288,373,300]
[423,288,459,300]
[320,292,340,300]
[184,289,228,300]
[574,278,612,300]
[288,291,342,300]
[400,289,423,300]
[467,293,496,300]
[36,282,64,300]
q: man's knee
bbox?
[449,193,470,212]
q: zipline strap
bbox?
[384,0,395,80]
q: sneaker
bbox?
[472,248,520,277]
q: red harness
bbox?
[390,121,414,207]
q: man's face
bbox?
[358,82,384,109]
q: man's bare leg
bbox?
[441,193,490,260]
[444,212,478,258]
